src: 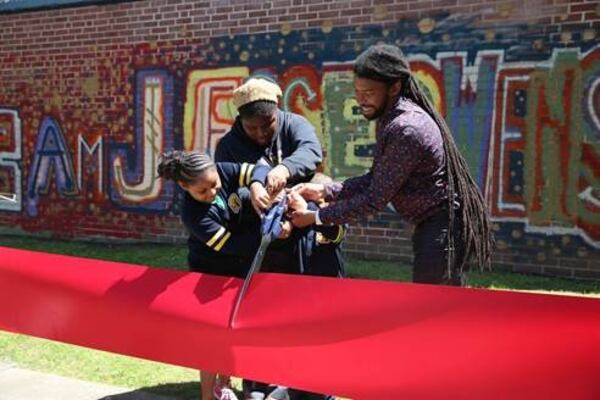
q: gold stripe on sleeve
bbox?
[213,231,232,252]
[245,164,255,186]
[206,226,226,248]
[239,163,248,187]
[334,226,345,244]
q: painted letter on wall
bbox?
[184,67,248,155]
[110,70,174,210]
[26,117,78,217]
[0,109,22,212]
[78,134,103,198]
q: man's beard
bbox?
[362,96,390,121]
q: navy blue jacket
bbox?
[214,110,322,185]
[182,162,268,277]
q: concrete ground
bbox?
[0,362,178,400]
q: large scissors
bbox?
[229,197,287,328]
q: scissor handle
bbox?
[261,197,287,239]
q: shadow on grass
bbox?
[99,381,202,400]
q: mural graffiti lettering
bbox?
[183,67,248,154]
[488,47,600,247]
[26,117,78,217]
[1,39,598,248]
[77,134,103,197]
[0,109,22,211]
[110,70,175,210]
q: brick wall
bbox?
[0,0,599,279]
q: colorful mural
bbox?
[488,47,600,248]
[0,14,598,256]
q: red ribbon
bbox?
[1,246,599,399]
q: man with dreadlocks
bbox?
[290,44,494,286]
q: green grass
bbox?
[1,235,598,399]
[467,269,600,295]
[0,236,190,270]
[0,332,200,399]
[347,257,600,295]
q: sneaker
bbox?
[214,384,240,400]
[267,386,290,400]
[247,391,265,400]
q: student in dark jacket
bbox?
[214,78,336,400]
[214,77,323,197]
[292,174,346,279]
[158,150,278,400]
[288,193,346,279]
[214,77,341,270]
[157,150,340,400]
[158,150,278,278]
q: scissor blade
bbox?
[229,234,272,327]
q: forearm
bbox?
[281,146,321,182]
[318,192,383,225]
[282,116,323,182]
[324,172,372,202]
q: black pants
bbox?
[412,207,466,286]
[242,381,333,400]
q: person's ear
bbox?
[388,81,402,97]
[178,181,188,191]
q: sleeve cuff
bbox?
[324,182,343,202]
[280,160,295,178]
[250,164,270,186]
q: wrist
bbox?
[319,184,326,198]
[277,163,291,179]
[250,181,263,190]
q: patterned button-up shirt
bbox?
[319,97,448,226]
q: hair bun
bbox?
[157,150,184,181]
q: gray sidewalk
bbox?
[0,363,178,400]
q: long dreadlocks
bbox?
[354,44,494,276]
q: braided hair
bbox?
[157,150,215,184]
[354,44,494,275]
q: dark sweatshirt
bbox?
[214,109,323,185]
[183,162,269,277]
